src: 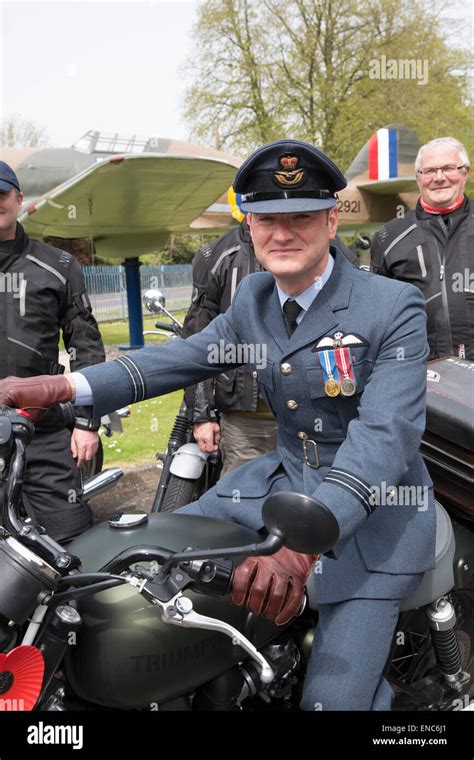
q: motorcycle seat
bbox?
[399,499,455,611]
[306,500,455,612]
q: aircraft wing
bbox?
[19,153,238,258]
[355,176,418,195]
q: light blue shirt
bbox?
[72,370,95,406]
[72,252,335,407]
[276,252,334,324]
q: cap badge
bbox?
[274,154,305,187]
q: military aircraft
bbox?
[1,131,241,260]
[1,125,420,345]
[2,124,421,258]
[336,124,420,234]
[0,131,243,345]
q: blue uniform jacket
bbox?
[81,249,436,604]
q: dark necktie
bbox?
[282,299,302,337]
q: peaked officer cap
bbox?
[234,139,347,213]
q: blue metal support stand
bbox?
[119,257,145,350]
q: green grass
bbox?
[101,391,184,468]
[98,311,188,346]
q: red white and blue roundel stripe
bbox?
[368,128,398,181]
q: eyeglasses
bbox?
[417,164,467,179]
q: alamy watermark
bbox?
[452,269,474,293]
[0,697,25,710]
[0,272,27,315]
[207,340,267,370]
[369,482,429,511]
[369,55,429,86]
[27,721,83,750]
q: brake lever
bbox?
[153,591,274,684]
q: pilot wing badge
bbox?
[313,332,369,350]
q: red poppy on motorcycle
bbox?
[0,646,45,711]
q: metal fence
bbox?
[83,265,193,322]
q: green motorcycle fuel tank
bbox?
[65,513,279,709]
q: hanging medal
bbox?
[335,347,356,396]
[320,350,341,397]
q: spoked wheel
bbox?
[389,585,474,710]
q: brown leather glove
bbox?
[0,376,74,423]
[231,546,318,626]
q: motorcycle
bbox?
[389,356,474,710]
[0,397,473,712]
[143,289,222,513]
[0,405,334,711]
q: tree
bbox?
[0,115,48,148]
[158,234,209,265]
[184,0,283,151]
[183,0,473,171]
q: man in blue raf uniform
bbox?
[0,140,436,710]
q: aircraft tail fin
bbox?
[346,125,421,186]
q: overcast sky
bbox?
[0,0,472,150]
[0,0,199,147]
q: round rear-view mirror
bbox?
[262,491,339,554]
[144,289,166,314]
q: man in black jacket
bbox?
[182,218,357,475]
[0,161,105,542]
[370,137,473,360]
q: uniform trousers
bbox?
[300,598,400,710]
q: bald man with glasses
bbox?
[370,137,473,360]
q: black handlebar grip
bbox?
[184,557,234,598]
[154,321,176,332]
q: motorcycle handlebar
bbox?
[4,438,28,536]
[0,407,81,573]
[0,407,234,611]
[48,551,234,607]
[0,407,35,536]
[100,545,233,600]
[154,321,181,334]
[99,545,172,574]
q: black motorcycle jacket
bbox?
[181,221,260,421]
[370,197,474,360]
[0,223,106,431]
[182,220,357,422]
